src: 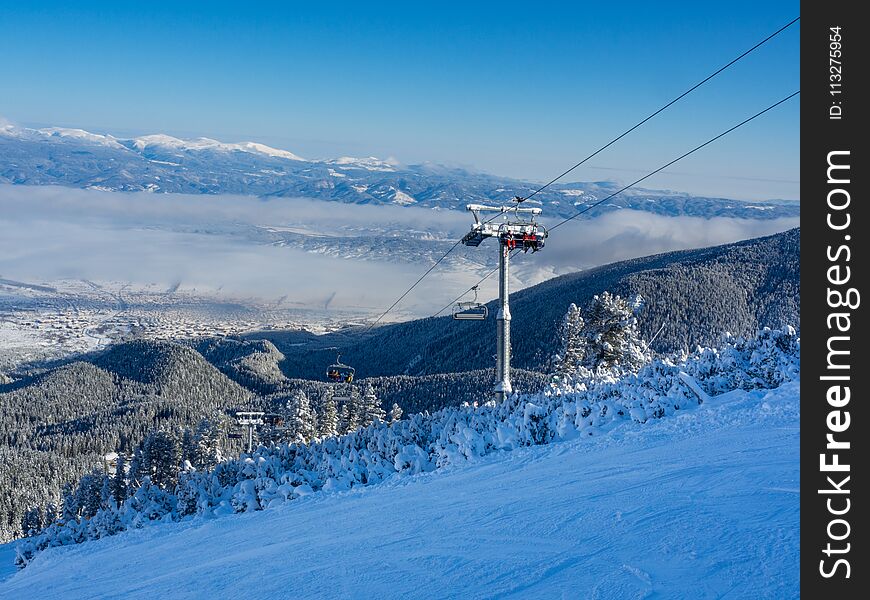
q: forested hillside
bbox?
[1,339,541,541]
[0,342,253,541]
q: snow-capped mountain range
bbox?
[0,123,798,220]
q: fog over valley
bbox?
[0,185,797,314]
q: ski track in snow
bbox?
[0,544,16,584]
[1,381,799,599]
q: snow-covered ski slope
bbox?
[2,380,799,599]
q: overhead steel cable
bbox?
[363,238,464,331]
[362,17,799,330]
[548,90,800,231]
[432,90,800,317]
[517,15,800,204]
[432,250,521,318]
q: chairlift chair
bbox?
[263,413,285,427]
[326,352,356,401]
[453,285,488,320]
[326,353,355,384]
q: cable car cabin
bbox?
[453,302,488,320]
[500,230,546,252]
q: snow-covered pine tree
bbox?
[581,292,651,375]
[389,403,403,423]
[318,390,339,439]
[20,507,43,537]
[61,483,78,522]
[193,419,223,471]
[43,502,58,528]
[360,383,385,427]
[152,431,181,490]
[552,302,588,378]
[111,453,128,505]
[98,474,114,511]
[337,401,350,435]
[176,470,205,517]
[286,389,315,444]
[132,430,180,490]
[345,388,363,432]
[180,428,196,468]
[74,471,103,519]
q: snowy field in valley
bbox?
[1,380,799,599]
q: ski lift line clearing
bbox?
[453,285,488,320]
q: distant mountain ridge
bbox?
[0,123,798,220]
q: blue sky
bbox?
[1,2,800,200]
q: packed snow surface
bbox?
[2,381,799,599]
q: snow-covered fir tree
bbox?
[389,403,403,423]
[61,483,77,522]
[318,390,339,439]
[20,507,43,538]
[553,293,651,379]
[581,292,650,374]
[338,401,350,435]
[552,302,588,378]
[75,470,104,519]
[99,474,114,511]
[192,419,223,470]
[361,383,386,426]
[286,390,315,443]
[43,503,57,529]
[345,388,363,432]
[131,431,180,490]
[111,454,128,505]
[180,429,196,468]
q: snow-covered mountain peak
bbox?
[128,134,305,161]
[0,124,307,162]
[329,156,399,171]
[233,141,306,161]
[129,133,187,150]
[37,127,126,148]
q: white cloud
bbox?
[0,185,798,317]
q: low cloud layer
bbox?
[0,185,798,317]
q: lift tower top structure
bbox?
[461,201,547,402]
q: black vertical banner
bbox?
[802,1,868,596]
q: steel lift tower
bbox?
[461,202,547,402]
[235,411,265,453]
